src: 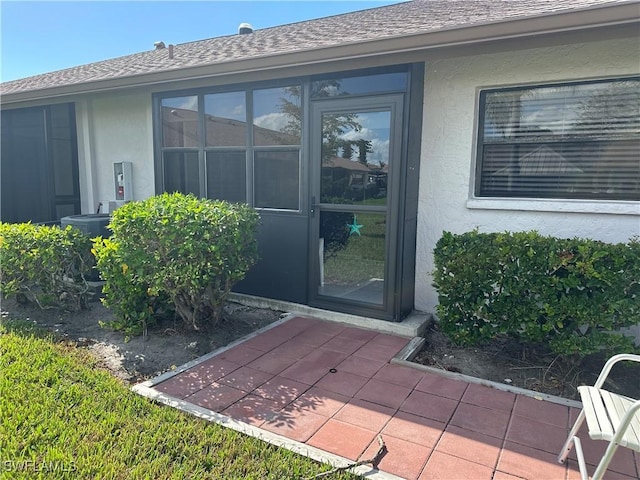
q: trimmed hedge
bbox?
[0,222,93,310]
[432,230,640,356]
[93,193,259,334]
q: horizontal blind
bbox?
[478,78,640,201]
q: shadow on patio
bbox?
[133,316,639,480]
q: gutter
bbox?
[1,2,638,105]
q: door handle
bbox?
[310,196,317,217]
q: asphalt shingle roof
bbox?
[0,0,631,97]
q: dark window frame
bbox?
[474,76,640,202]
[153,65,413,212]
[155,81,304,211]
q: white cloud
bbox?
[341,127,371,141]
[163,96,198,111]
[231,104,245,116]
[523,105,579,133]
[253,112,290,132]
[338,127,390,166]
[369,138,390,166]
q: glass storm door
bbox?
[309,95,404,318]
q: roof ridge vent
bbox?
[154,41,166,50]
[238,23,253,35]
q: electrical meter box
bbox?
[113,162,133,201]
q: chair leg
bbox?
[591,440,620,480]
[572,437,589,480]
[558,410,585,464]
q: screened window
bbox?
[252,87,302,210]
[476,78,640,201]
[206,151,246,203]
[161,96,199,147]
[254,150,300,210]
[311,72,408,98]
[158,86,302,208]
[163,151,199,195]
[205,91,246,147]
[253,87,301,146]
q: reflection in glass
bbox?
[318,211,386,305]
[254,150,299,210]
[204,91,247,147]
[161,96,199,147]
[479,78,640,200]
[483,79,640,141]
[163,151,199,195]
[206,151,246,202]
[311,72,407,98]
[253,87,301,145]
[320,110,391,205]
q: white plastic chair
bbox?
[558,353,640,480]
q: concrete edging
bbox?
[131,383,405,480]
[391,339,583,409]
[133,309,583,480]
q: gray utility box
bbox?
[60,214,111,282]
[60,214,111,239]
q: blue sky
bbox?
[0,1,403,82]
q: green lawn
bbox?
[0,320,358,480]
[324,211,386,286]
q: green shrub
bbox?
[0,222,93,310]
[432,230,640,357]
[93,193,259,333]
[92,236,168,336]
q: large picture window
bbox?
[475,78,639,201]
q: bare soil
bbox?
[0,296,283,384]
[2,295,638,402]
[414,323,640,401]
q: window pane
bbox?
[480,140,640,199]
[319,211,386,306]
[478,79,640,201]
[483,80,640,141]
[163,151,199,195]
[161,96,199,147]
[311,72,408,98]
[49,104,76,196]
[206,151,246,202]
[254,150,299,210]
[321,111,390,205]
[204,91,247,147]
[253,87,301,146]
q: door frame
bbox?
[308,94,405,320]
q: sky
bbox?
[0,0,403,82]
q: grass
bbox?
[0,319,359,480]
[324,212,386,285]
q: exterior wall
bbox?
[416,36,640,314]
[68,34,639,320]
[76,92,154,213]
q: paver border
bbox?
[132,382,404,480]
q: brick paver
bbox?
[141,316,640,480]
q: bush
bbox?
[0,222,93,310]
[432,230,640,357]
[93,193,259,334]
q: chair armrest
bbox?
[594,354,640,389]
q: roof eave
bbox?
[2,2,638,105]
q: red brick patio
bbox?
[133,315,639,480]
